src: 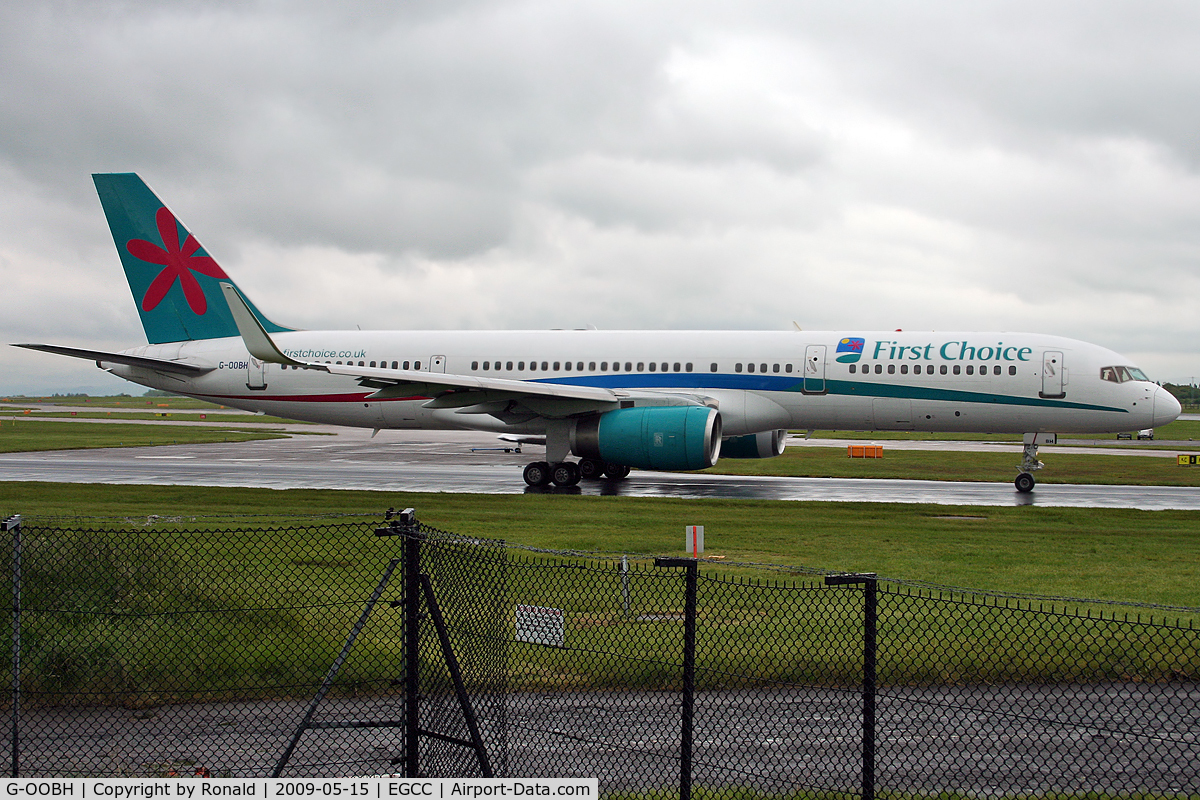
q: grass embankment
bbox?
[21,522,401,704]
[0,420,293,452]
[4,483,1199,608]
[4,485,1198,699]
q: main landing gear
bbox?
[522,458,631,487]
[1015,432,1055,493]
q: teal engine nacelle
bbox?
[573,406,722,471]
[720,429,788,459]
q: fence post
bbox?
[655,557,698,800]
[3,515,21,779]
[399,513,422,778]
[826,573,877,800]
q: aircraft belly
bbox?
[872,398,914,431]
[836,397,874,431]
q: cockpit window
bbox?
[1100,365,1150,383]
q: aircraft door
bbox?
[1040,351,1065,398]
[247,357,267,390]
[802,345,827,394]
[429,355,447,373]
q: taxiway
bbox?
[0,426,1197,509]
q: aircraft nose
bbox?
[1153,386,1182,428]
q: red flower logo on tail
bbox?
[126,207,228,315]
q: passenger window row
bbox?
[280,359,981,378]
[282,360,809,376]
[849,363,1017,376]
[469,360,701,373]
[283,360,420,370]
[734,363,794,374]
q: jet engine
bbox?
[720,429,788,459]
[573,406,722,471]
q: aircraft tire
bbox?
[1014,472,1035,493]
[604,463,632,480]
[552,461,581,486]
[578,458,605,480]
[523,461,553,487]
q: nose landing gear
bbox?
[1015,433,1055,493]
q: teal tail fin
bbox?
[92,173,291,344]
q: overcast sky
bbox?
[3,0,1200,395]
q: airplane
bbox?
[13,173,1182,492]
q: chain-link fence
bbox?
[2,512,415,778]
[2,511,1198,797]
[442,542,1200,798]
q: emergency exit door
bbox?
[1040,351,1065,398]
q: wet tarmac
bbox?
[1,427,1197,509]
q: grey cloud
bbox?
[3,0,1200,392]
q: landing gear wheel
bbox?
[604,463,631,480]
[578,458,606,480]
[1014,472,1036,493]
[523,461,552,487]
[552,461,581,486]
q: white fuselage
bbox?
[106,329,1178,437]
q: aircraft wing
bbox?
[218,282,630,410]
[324,362,626,404]
[11,343,215,375]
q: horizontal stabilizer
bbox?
[499,434,547,446]
[11,343,214,375]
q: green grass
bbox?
[0,419,294,451]
[17,522,406,705]
[3,485,1197,705]
[15,509,1196,702]
[707,446,1200,485]
[0,409,310,424]
[3,482,1200,609]
[1,394,230,410]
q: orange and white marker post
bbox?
[685,525,704,557]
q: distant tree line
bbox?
[1163,383,1200,408]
